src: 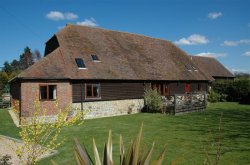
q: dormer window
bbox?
[75,58,86,69]
[191,65,198,71]
[91,54,100,62]
[185,65,192,71]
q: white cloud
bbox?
[65,12,78,20]
[46,11,78,21]
[231,68,250,74]
[46,11,64,21]
[222,39,250,46]
[208,12,222,20]
[174,34,209,45]
[243,51,250,56]
[76,18,98,27]
[196,52,226,58]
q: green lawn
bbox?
[1,102,250,164]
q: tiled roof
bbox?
[16,25,214,81]
[191,56,234,78]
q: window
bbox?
[191,65,198,71]
[151,83,170,96]
[40,85,57,100]
[86,83,100,98]
[185,65,192,71]
[198,83,202,91]
[185,83,191,93]
[91,54,100,62]
[75,58,86,69]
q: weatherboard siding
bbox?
[71,81,208,103]
[72,81,145,102]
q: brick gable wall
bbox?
[20,82,72,117]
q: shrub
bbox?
[144,88,163,113]
[212,78,250,103]
[15,100,84,165]
[207,90,221,103]
[0,154,12,165]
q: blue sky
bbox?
[0,0,250,73]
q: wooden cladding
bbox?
[10,82,21,100]
[72,81,208,103]
[72,83,84,103]
[101,83,144,100]
[44,35,59,56]
[151,83,170,96]
[72,81,144,103]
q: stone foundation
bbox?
[72,99,144,119]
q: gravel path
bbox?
[0,135,58,165]
[0,136,23,164]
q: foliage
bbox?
[0,47,42,93]
[33,50,42,62]
[144,87,163,113]
[14,100,84,165]
[0,72,9,86]
[69,123,166,165]
[207,90,221,103]
[212,78,250,104]
[19,47,34,70]
[0,154,12,165]
[234,72,250,79]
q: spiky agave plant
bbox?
[72,123,166,165]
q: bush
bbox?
[212,78,250,104]
[0,154,12,165]
[208,90,221,103]
[144,88,163,113]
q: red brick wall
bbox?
[21,82,72,117]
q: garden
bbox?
[0,102,250,164]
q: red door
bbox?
[185,83,190,93]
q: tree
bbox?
[0,71,9,87]
[11,59,20,72]
[3,61,13,75]
[14,100,84,165]
[19,47,34,70]
[33,50,41,62]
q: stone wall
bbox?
[72,99,144,119]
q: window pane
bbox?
[75,58,86,68]
[40,86,47,99]
[49,85,56,99]
[91,54,100,61]
[86,84,92,97]
[93,84,100,97]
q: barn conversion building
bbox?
[10,25,216,120]
[191,56,234,81]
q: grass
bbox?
[0,102,250,164]
[0,109,20,138]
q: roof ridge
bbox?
[61,24,174,45]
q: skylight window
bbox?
[185,65,192,71]
[91,54,100,62]
[75,58,86,69]
[191,65,198,71]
